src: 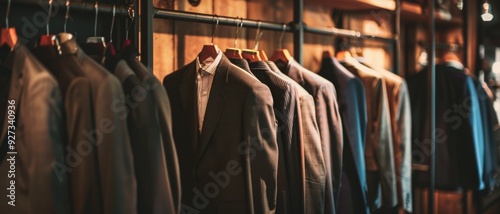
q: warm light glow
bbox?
[492,61,500,73]
[482,2,494,22]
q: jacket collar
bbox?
[286,58,305,85]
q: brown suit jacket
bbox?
[278,59,343,214]
[163,55,278,214]
[340,59,397,210]
[362,64,412,212]
[0,44,70,213]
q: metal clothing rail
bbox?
[0,0,131,16]
[304,26,395,43]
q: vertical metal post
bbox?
[394,1,401,74]
[139,0,154,70]
[293,0,304,64]
[462,0,469,71]
[427,0,436,213]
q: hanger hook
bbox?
[6,0,11,28]
[254,21,264,50]
[46,0,53,35]
[233,17,243,48]
[64,0,70,32]
[279,24,286,49]
[126,4,135,40]
[210,14,219,45]
[94,1,99,36]
[109,5,116,42]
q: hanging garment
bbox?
[123,45,181,214]
[277,58,343,214]
[0,44,70,214]
[267,61,323,214]
[408,64,485,190]
[60,37,137,214]
[360,63,413,212]
[248,61,304,214]
[113,60,177,214]
[340,59,397,210]
[229,58,253,75]
[317,57,369,214]
[163,54,278,214]
[34,44,99,214]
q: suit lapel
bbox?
[288,59,305,86]
[195,56,229,165]
[179,60,200,152]
[0,45,22,149]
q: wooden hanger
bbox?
[442,51,460,63]
[225,17,244,59]
[270,24,292,64]
[336,50,352,62]
[199,15,221,62]
[242,49,261,62]
[258,50,268,61]
[38,0,55,46]
[0,28,17,49]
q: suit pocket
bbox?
[216,201,246,214]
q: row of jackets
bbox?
[0,33,181,214]
[163,49,414,214]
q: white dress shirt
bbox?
[196,51,223,133]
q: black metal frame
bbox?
[1,0,130,16]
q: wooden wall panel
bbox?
[303,3,335,72]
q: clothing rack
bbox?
[1,0,131,16]
[138,1,399,71]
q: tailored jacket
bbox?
[318,57,369,214]
[114,60,177,214]
[0,44,70,214]
[267,61,323,214]
[278,59,343,214]
[125,48,181,213]
[407,64,485,190]
[34,44,97,214]
[361,63,413,212]
[60,37,137,214]
[163,55,278,214]
[340,59,397,210]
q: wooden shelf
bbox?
[401,1,463,27]
[308,0,396,11]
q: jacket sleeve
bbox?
[373,79,397,208]
[465,77,485,190]
[96,76,137,214]
[24,73,70,214]
[397,81,412,212]
[243,84,279,214]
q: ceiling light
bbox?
[482,2,494,22]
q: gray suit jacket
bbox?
[0,44,70,214]
[60,38,137,214]
[114,60,177,214]
[127,55,181,214]
[164,55,278,214]
[278,59,343,214]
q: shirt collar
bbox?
[445,60,464,70]
[196,50,223,75]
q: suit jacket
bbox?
[278,59,343,214]
[163,55,278,214]
[114,60,177,214]
[125,49,181,213]
[60,38,137,213]
[318,57,369,214]
[267,61,323,214]
[407,64,485,190]
[230,58,252,74]
[340,59,397,210]
[0,44,70,213]
[34,45,96,214]
[361,63,413,212]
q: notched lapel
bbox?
[195,60,229,165]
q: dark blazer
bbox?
[126,50,181,213]
[0,44,70,213]
[34,45,96,214]
[114,60,177,214]
[318,57,369,214]
[361,63,413,212]
[60,37,137,213]
[163,55,278,214]
[278,59,343,214]
[340,60,397,210]
[407,64,485,190]
[267,61,323,214]
[249,61,303,214]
